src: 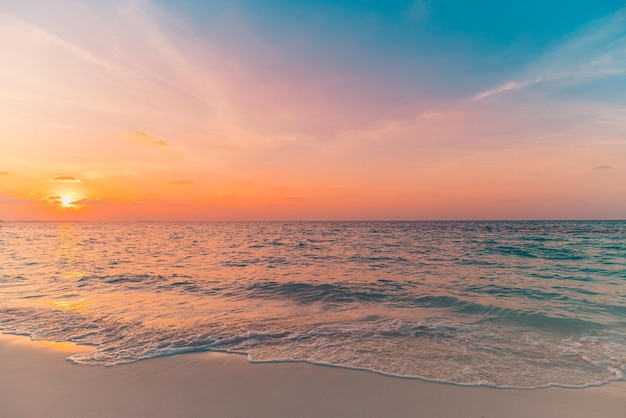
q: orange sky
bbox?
[1,1,625,221]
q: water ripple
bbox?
[1,220,625,388]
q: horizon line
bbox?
[2,219,625,223]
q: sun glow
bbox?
[60,195,75,208]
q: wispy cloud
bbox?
[130,131,169,147]
[74,197,104,206]
[44,194,62,204]
[472,7,626,101]
[132,131,152,141]
[592,165,613,170]
[473,79,543,101]
[0,171,10,176]
[49,176,81,183]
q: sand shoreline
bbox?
[1,333,624,418]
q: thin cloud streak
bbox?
[473,79,543,101]
[49,176,82,183]
[472,7,626,101]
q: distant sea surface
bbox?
[1,221,625,388]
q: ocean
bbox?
[1,221,625,388]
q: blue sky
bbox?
[152,0,626,109]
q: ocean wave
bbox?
[244,281,389,304]
[2,220,626,388]
[1,305,625,388]
[488,244,586,260]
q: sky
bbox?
[1,0,625,221]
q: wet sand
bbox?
[1,333,624,418]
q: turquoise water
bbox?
[1,221,625,388]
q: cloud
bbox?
[130,131,168,146]
[41,193,102,208]
[170,180,194,185]
[49,176,81,183]
[0,0,422,182]
[44,195,62,204]
[473,79,543,101]
[0,171,10,176]
[73,197,104,206]
[592,165,613,170]
[132,131,152,140]
[472,7,626,101]
[415,111,466,123]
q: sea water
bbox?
[1,221,625,388]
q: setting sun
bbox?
[60,195,75,208]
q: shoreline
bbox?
[1,333,624,418]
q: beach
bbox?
[2,333,624,418]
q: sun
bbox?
[60,195,74,208]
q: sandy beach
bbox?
[1,333,623,418]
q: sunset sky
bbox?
[1,0,625,221]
